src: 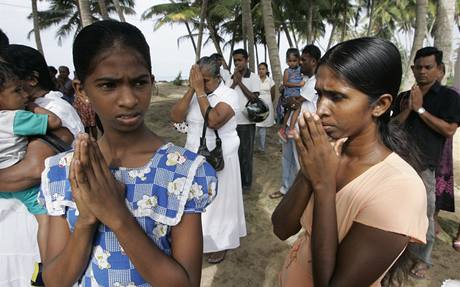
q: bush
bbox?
[173,71,182,86]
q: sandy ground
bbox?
[148,82,460,287]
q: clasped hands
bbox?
[294,112,347,191]
[188,65,206,95]
[69,133,127,228]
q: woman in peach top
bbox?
[272,37,429,287]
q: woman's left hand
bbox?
[73,134,128,229]
[189,65,205,94]
[294,112,345,191]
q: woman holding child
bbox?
[272,37,428,286]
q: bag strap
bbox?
[37,133,72,153]
[201,106,221,140]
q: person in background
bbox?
[170,56,246,264]
[56,65,74,104]
[255,62,275,153]
[278,48,305,142]
[392,47,460,279]
[48,66,58,89]
[269,45,320,199]
[226,49,260,192]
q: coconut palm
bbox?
[142,1,199,53]
[31,0,44,54]
[260,0,282,101]
[113,0,126,21]
[196,0,208,60]
[242,0,255,71]
[433,0,456,81]
[79,0,93,27]
[28,0,135,44]
[98,0,109,20]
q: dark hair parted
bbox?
[258,62,270,77]
[319,36,422,285]
[286,48,300,60]
[233,48,248,59]
[197,56,220,78]
[73,20,151,83]
[302,44,321,61]
[0,61,18,91]
[414,46,443,65]
[2,44,55,91]
[319,37,422,171]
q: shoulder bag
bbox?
[197,106,224,171]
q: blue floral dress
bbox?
[39,143,217,286]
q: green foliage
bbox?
[173,71,183,86]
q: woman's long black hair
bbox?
[318,37,423,285]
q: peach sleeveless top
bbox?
[279,153,428,287]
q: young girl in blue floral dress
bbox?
[39,20,217,287]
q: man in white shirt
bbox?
[270,45,321,199]
[226,49,261,191]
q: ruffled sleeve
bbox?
[39,151,76,216]
[184,161,217,213]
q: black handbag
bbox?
[197,106,224,171]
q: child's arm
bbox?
[283,69,305,88]
[27,103,62,130]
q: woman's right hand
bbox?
[189,65,205,94]
[70,134,98,227]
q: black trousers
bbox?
[236,124,255,189]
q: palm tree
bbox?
[31,0,44,54]
[142,1,199,53]
[260,0,282,101]
[242,0,255,71]
[29,0,135,44]
[113,0,126,22]
[79,0,93,27]
[98,0,109,20]
[454,47,460,90]
[433,0,456,81]
[196,0,208,61]
[403,0,428,89]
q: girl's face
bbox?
[258,65,267,77]
[75,48,152,133]
[315,65,388,140]
[287,55,299,69]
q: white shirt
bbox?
[220,67,231,84]
[289,75,318,130]
[34,91,85,138]
[256,76,275,128]
[226,70,261,125]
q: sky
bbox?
[0,0,295,81]
[0,1,458,81]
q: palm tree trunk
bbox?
[184,22,197,54]
[31,0,43,54]
[78,0,93,27]
[206,19,228,69]
[327,23,336,50]
[98,0,109,20]
[291,25,298,49]
[454,46,460,91]
[264,43,267,62]
[403,0,427,89]
[277,30,281,49]
[261,0,282,103]
[254,41,259,66]
[306,1,314,44]
[113,0,125,22]
[242,0,256,71]
[366,0,374,36]
[282,23,294,48]
[228,35,235,71]
[433,0,455,82]
[195,0,208,61]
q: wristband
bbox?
[417,107,426,115]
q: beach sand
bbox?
[148,82,460,287]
